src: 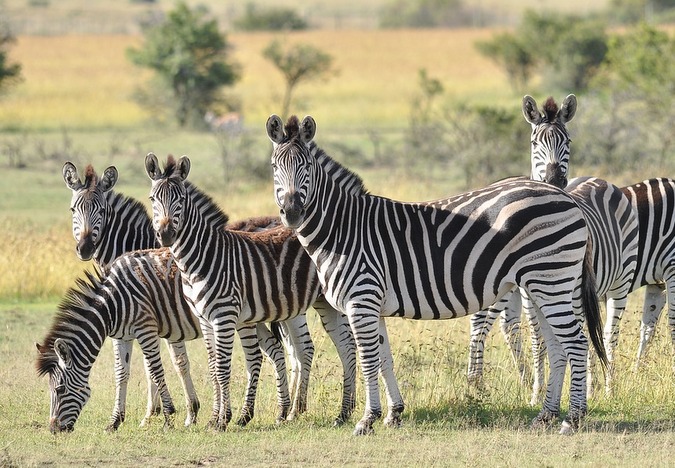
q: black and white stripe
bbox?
[61,162,334,429]
[145,153,356,431]
[266,114,607,435]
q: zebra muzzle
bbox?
[280,192,305,228]
[76,235,95,261]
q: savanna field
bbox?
[2,2,675,466]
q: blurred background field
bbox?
[1,0,675,465]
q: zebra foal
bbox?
[266,114,607,435]
[60,162,313,429]
[144,153,356,431]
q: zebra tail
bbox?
[270,322,284,343]
[581,236,608,370]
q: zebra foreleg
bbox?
[138,336,176,430]
[107,339,132,432]
[602,293,630,396]
[200,321,225,429]
[467,298,506,387]
[499,291,530,386]
[235,325,262,426]
[635,284,666,369]
[348,304,384,436]
[279,316,315,420]
[210,313,238,431]
[255,323,291,424]
[314,298,357,426]
[378,318,405,429]
[166,340,199,427]
[522,295,546,406]
[139,351,162,427]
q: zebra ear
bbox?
[522,95,542,126]
[145,153,161,180]
[266,115,285,145]
[299,116,316,144]
[54,339,72,367]
[62,162,82,190]
[176,156,191,181]
[99,166,118,193]
[559,94,577,124]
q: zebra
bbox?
[62,162,348,429]
[467,95,640,400]
[266,114,607,435]
[144,152,356,431]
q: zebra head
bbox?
[145,153,190,247]
[522,94,577,189]
[62,162,118,261]
[35,339,91,433]
[266,114,316,229]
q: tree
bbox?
[263,40,335,120]
[126,2,240,127]
[234,3,308,31]
[0,21,22,95]
[475,33,535,93]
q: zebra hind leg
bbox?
[255,323,291,424]
[166,340,200,427]
[107,339,132,432]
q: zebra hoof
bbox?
[353,420,375,436]
[559,420,575,435]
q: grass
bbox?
[2,294,675,466]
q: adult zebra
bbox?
[521,96,675,374]
[62,163,355,429]
[266,114,606,435]
[467,95,640,400]
[145,153,356,431]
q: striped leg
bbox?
[200,319,225,428]
[277,316,314,421]
[347,302,384,436]
[138,335,177,429]
[467,299,505,387]
[313,298,357,426]
[379,318,405,429]
[140,353,162,427]
[166,341,200,427]
[499,292,530,386]
[255,323,291,423]
[636,285,667,369]
[107,339,132,431]
[211,311,238,431]
[522,294,546,406]
[666,273,675,373]
[602,294,630,396]
[235,325,263,426]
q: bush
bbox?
[234,3,308,31]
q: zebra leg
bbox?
[138,335,176,430]
[522,293,546,407]
[528,302,565,430]
[278,316,314,421]
[378,318,405,429]
[166,340,200,427]
[210,312,238,431]
[200,320,225,429]
[313,297,357,426]
[255,323,291,423]
[603,293,630,396]
[636,284,666,369]
[467,301,502,388]
[499,291,530,386]
[139,351,162,427]
[666,275,675,373]
[347,303,385,436]
[107,339,132,432]
[234,324,262,426]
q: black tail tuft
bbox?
[581,237,608,369]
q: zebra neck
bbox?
[95,192,156,268]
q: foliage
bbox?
[0,20,22,96]
[476,10,608,94]
[379,0,469,28]
[609,0,675,23]
[475,33,534,93]
[126,1,240,128]
[234,3,308,31]
[262,40,335,120]
[572,24,675,177]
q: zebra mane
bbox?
[35,269,105,376]
[184,181,230,231]
[543,97,559,122]
[162,154,178,177]
[83,165,98,189]
[107,190,152,224]
[311,143,369,197]
[284,115,300,143]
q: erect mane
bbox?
[35,269,105,377]
[284,115,300,143]
[184,181,230,230]
[83,164,98,189]
[162,154,179,178]
[543,97,559,122]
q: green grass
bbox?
[3,296,675,466]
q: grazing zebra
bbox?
[144,153,356,431]
[61,162,331,429]
[266,114,607,435]
[468,95,640,399]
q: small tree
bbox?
[235,3,308,31]
[127,2,240,127]
[263,40,335,119]
[0,21,22,96]
[475,33,535,93]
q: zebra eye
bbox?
[70,207,75,213]
[148,196,155,203]
[271,162,277,170]
[55,384,66,395]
